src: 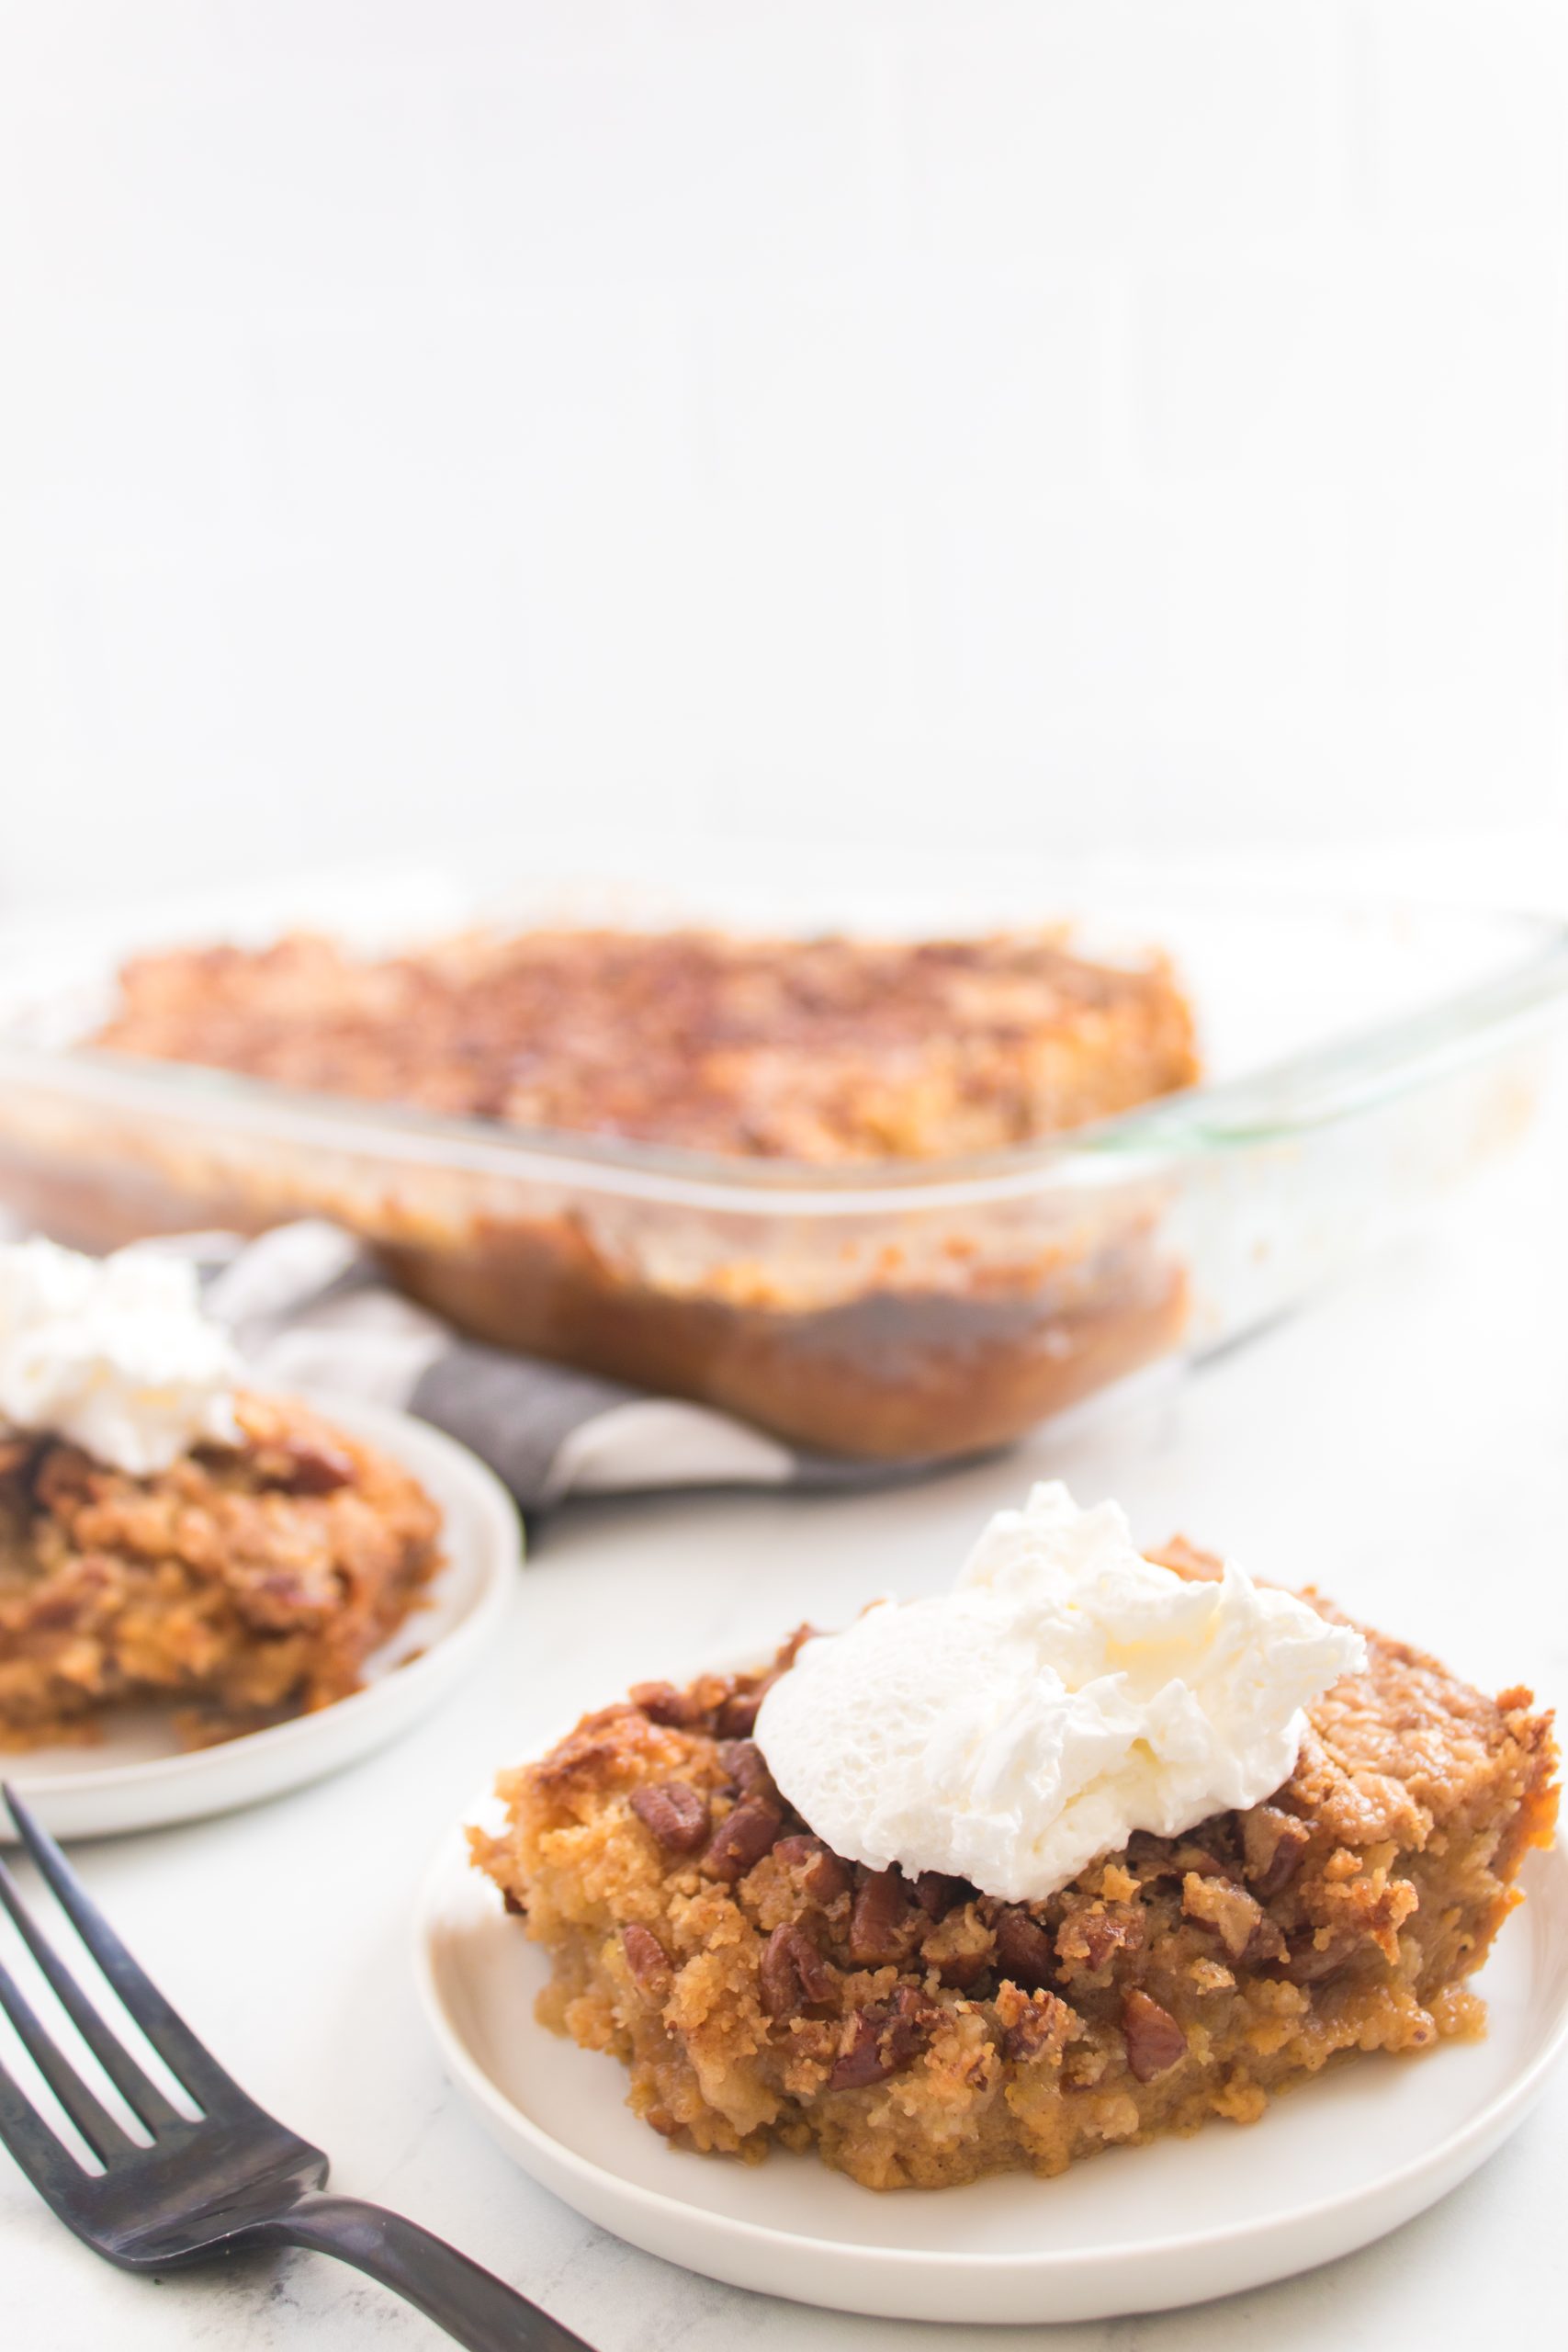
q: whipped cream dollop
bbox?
[754,1483,1364,1902]
[0,1238,243,1476]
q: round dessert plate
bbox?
[416,1828,1568,2325]
[3,1393,520,1842]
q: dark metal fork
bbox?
[0,1784,592,2350]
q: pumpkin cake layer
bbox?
[0,1393,442,1747]
[471,1555,1557,2189]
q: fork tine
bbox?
[0,1951,135,2163]
[3,1788,238,2113]
[0,2046,84,2199]
[0,1854,184,2134]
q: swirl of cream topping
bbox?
[754,1482,1365,1903]
[0,1238,242,1476]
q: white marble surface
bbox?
[3,1094,1566,2349]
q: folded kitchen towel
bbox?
[156,1220,943,1524]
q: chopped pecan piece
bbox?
[715,1680,773,1738]
[716,1738,773,1798]
[773,1834,852,1903]
[792,1932,838,2007]
[827,2010,886,2089]
[881,1983,940,2070]
[912,1871,974,1919]
[620,1924,672,2005]
[702,1796,783,1883]
[828,1986,938,2088]
[997,1984,1076,2065]
[262,1437,356,1496]
[629,1781,711,1852]
[920,1904,995,1989]
[1122,1988,1187,2082]
[847,1867,914,1965]
[1173,1842,1229,1879]
[531,1716,633,1793]
[993,1906,1058,1988]
[1181,1870,1286,1962]
[1054,1901,1144,1980]
[1127,1833,1224,1885]
[1126,1832,1179,1883]
[759,1923,835,2017]
[1242,1804,1311,1897]
[771,1831,815,1868]
[628,1679,703,1728]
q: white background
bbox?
[2,1,1568,916]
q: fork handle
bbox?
[262,2191,594,2352]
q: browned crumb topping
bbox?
[0,1393,443,1747]
[92,926,1199,1163]
[471,1555,1558,2189]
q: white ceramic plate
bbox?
[3,1393,521,1842]
[416,1828,1568,2324]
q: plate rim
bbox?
[3,1388,521,1807]
[414,1817,1568,2287]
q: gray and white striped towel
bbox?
[157,1221,943,1526]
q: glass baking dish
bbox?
[0,858,1563,1462]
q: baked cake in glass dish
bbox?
[470,1487,1558,2189]
[0,1239,442,1748]
[4,922,1202,1462]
